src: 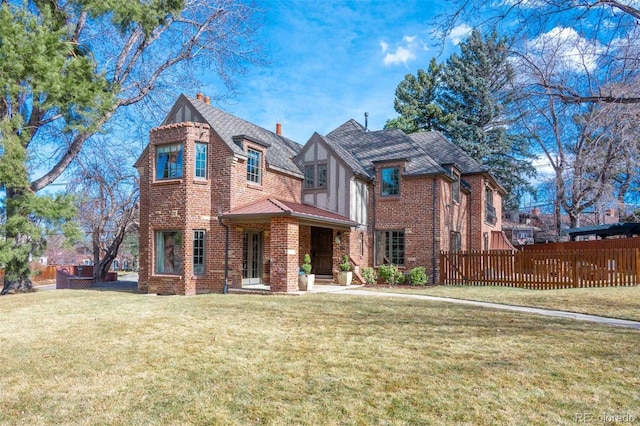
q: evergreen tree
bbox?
[385,58,447,133]
[440,30,535,210]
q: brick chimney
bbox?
[196,93,203,101]
[204,96,210,105]
[276,123,282,136]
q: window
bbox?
[195,143,207,179]
[450,231,462,252]
[156,144,183,180]
[155,231,182,274]
[451,171,460,203]
[376,230,405,265]
[485,186,497,225]
[317,164,327,187]
[304,165,314,188]
[381,167,400,196]
[247,148,262,184]
[485,187,494,206]
[193,230,205,275]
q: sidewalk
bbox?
[336,289,640,330]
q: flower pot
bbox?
[298,274,315,291]
[337,271,352,286]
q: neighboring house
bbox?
[136,94,507,294]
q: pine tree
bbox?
[439,30,536,210]
[385,58,448,133]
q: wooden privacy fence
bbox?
[0,265,57,282]
[440,248,640,289]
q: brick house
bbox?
[136,94,507,294]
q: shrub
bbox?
[339,255,351,272]
[408,267,428,286]
[301,253,312,275]
[378,264,405,285]
[361,267,377,285]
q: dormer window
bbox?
[303,163,327,188]
[247,148,262,184]
[156,143,183,180]
[304,166,314,188]
[317,164,327,187]
[381,167,400,196]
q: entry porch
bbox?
[222,198,357,293]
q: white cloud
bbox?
[383,46,416,66]
[529,26,603,73]
[380,35,426,66]
[448,24,472,45]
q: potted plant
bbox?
[337,255,353,286]
[298,253,315,291]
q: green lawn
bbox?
[361,284,640,322]
[1,290,639,425]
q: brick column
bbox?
[270,217,300,293]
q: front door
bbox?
[311,227,333,275]
[242,231,262,285]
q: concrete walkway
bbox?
[336,289,640,330]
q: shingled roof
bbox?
[407,131,485,174]
[324,121,452,178]
[166,94,303,177]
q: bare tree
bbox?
[28,0,264,192]
[510,37,640,233]
[68,144,139,282]
[436,0,640,105]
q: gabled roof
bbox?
[325,121,447,178]
[222,198,358,228]
[162,94,303,177]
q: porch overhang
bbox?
[222,198,358,230]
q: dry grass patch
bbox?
[1,290,639,425]
[362,284,640,321]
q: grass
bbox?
[362,284,640,322]
[1,290,639,425]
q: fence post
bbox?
[636,248,640,286]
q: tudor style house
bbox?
[135,94,507,295]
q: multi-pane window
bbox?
[451,170,460,203]
[376,230,405,266]
[304,165,314,188]
[485,186,497,225]
[155,231,182,274]
[193,230,205,275]
[247,148,262,184]
[195,143,207,179]
[381,167,400,196]
[156,144,183,180]
[317,164,327,187]
[450,231,462,252]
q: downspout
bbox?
[372,178,377,266]
[468,188,473,251]
[432,176,437,285]
[218,215,229,294]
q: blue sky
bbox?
[203,0,466,144]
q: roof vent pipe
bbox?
[276,123,282,135]
[196,93,203,101]
[204,96,210,105]
[364,112,369,131]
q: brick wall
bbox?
[269,217,300,292]
[373,162,442,275]
[139,120,304,294]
